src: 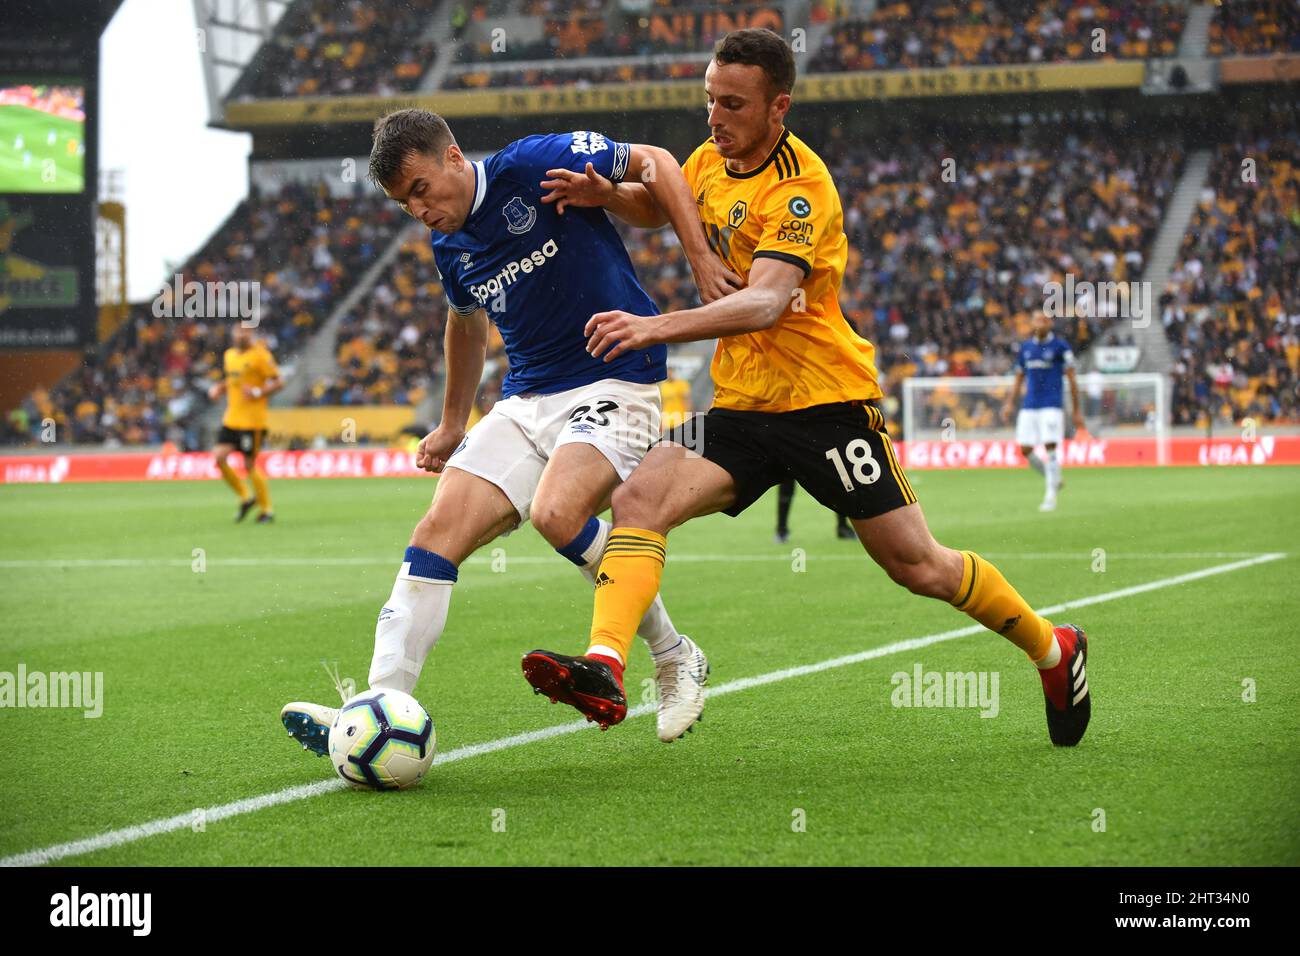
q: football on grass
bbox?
[329,689,435,790]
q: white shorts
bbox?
[1016,407,1065,447]
[445,378,662,523]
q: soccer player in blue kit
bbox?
[281,109,741,747]
[1003,312,1084,512]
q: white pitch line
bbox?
[0,551,1276,570]
[0,551,1286,868]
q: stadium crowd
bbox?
[4,182,404,447]
[447,0,1192,90]
[225,0,439,100]
[1164,118,1300,428]
[809,0,1186,73]
[1208,0,1300,56]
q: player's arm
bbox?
[1065,365,1084,428]
[1003,369,1024,420]
[586,256,801,361]
[541,143,740,302]
[417,307,489,473]
[242,375,283,400]
[206,378,226,401]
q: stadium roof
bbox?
[4,0,124,34]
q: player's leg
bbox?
[1040,408,1066,510]
[524,382,707,739]
[212,431,254,520]
[1016,408,1046,478]
[775,477,795,542]
[851,504,1089,745]
[530,442,683,663]
[523,443,739,730]
[246,430,274,522]
[282,464,520,755]
[791,402,1090,746]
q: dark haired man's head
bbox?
[705,29,795,170]
[369,109,475,233]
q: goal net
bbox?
[901,372,1170,465]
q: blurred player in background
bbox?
[532,28,1092,747]
[1003,312,1084,512]
[208,326,281,523]
[774,478,855,543]
[659,367,692,431]
[282,109,741,751]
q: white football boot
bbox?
[654,635,710,742]
[280,702,338,756]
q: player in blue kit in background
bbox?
[281,109,741,747]
[1004,312,1085,512]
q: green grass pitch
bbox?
[0,105,84,194]
[0,466,1297,866]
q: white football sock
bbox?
[574,517,683,658]
[368,566,454,693]
[1044,450,1061,494]
[1026,452,1045,475]
[1034,632,1062,669]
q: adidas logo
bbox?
[594,571,615,589]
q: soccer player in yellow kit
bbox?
[525,28,1092,746]
[208,326,282,523]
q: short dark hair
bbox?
[713,28,796,98]
[368,109,456,189]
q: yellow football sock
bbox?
[950,551,1054,661]
[588,528,666,666]
[250,467,272,512]
[218,458,250,500]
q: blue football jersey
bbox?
[1015,334,1075,410]
[430,131,666,397]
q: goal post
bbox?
[901,372,1170,466]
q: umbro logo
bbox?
[594,571,615,588]
[998,615,1021,635]
[696,190,705,206]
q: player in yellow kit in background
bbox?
[208,326,283,523]
[658,368,692,431]
[526,28,1092,747]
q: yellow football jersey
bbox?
[222,344,280,430]
[682,128,882,413]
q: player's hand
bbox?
[416,425,466,474]
[585,310,659,362]
[207,383,223,401]
[241,385,263,400]
[1073,411,1086,431]
[690,254,744,304]
[1002,400,1016,421]
[540,162,614,215]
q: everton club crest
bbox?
[502,196,537,235]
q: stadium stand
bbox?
[825,127,1183,421]
[1207,0,1300,56]
[446,0,1190,89]
[5,182,404,447]
[1163,114,1300,427]
[809,0,1187,73]
[225,0,440,100]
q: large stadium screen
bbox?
[0,82,86,193]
